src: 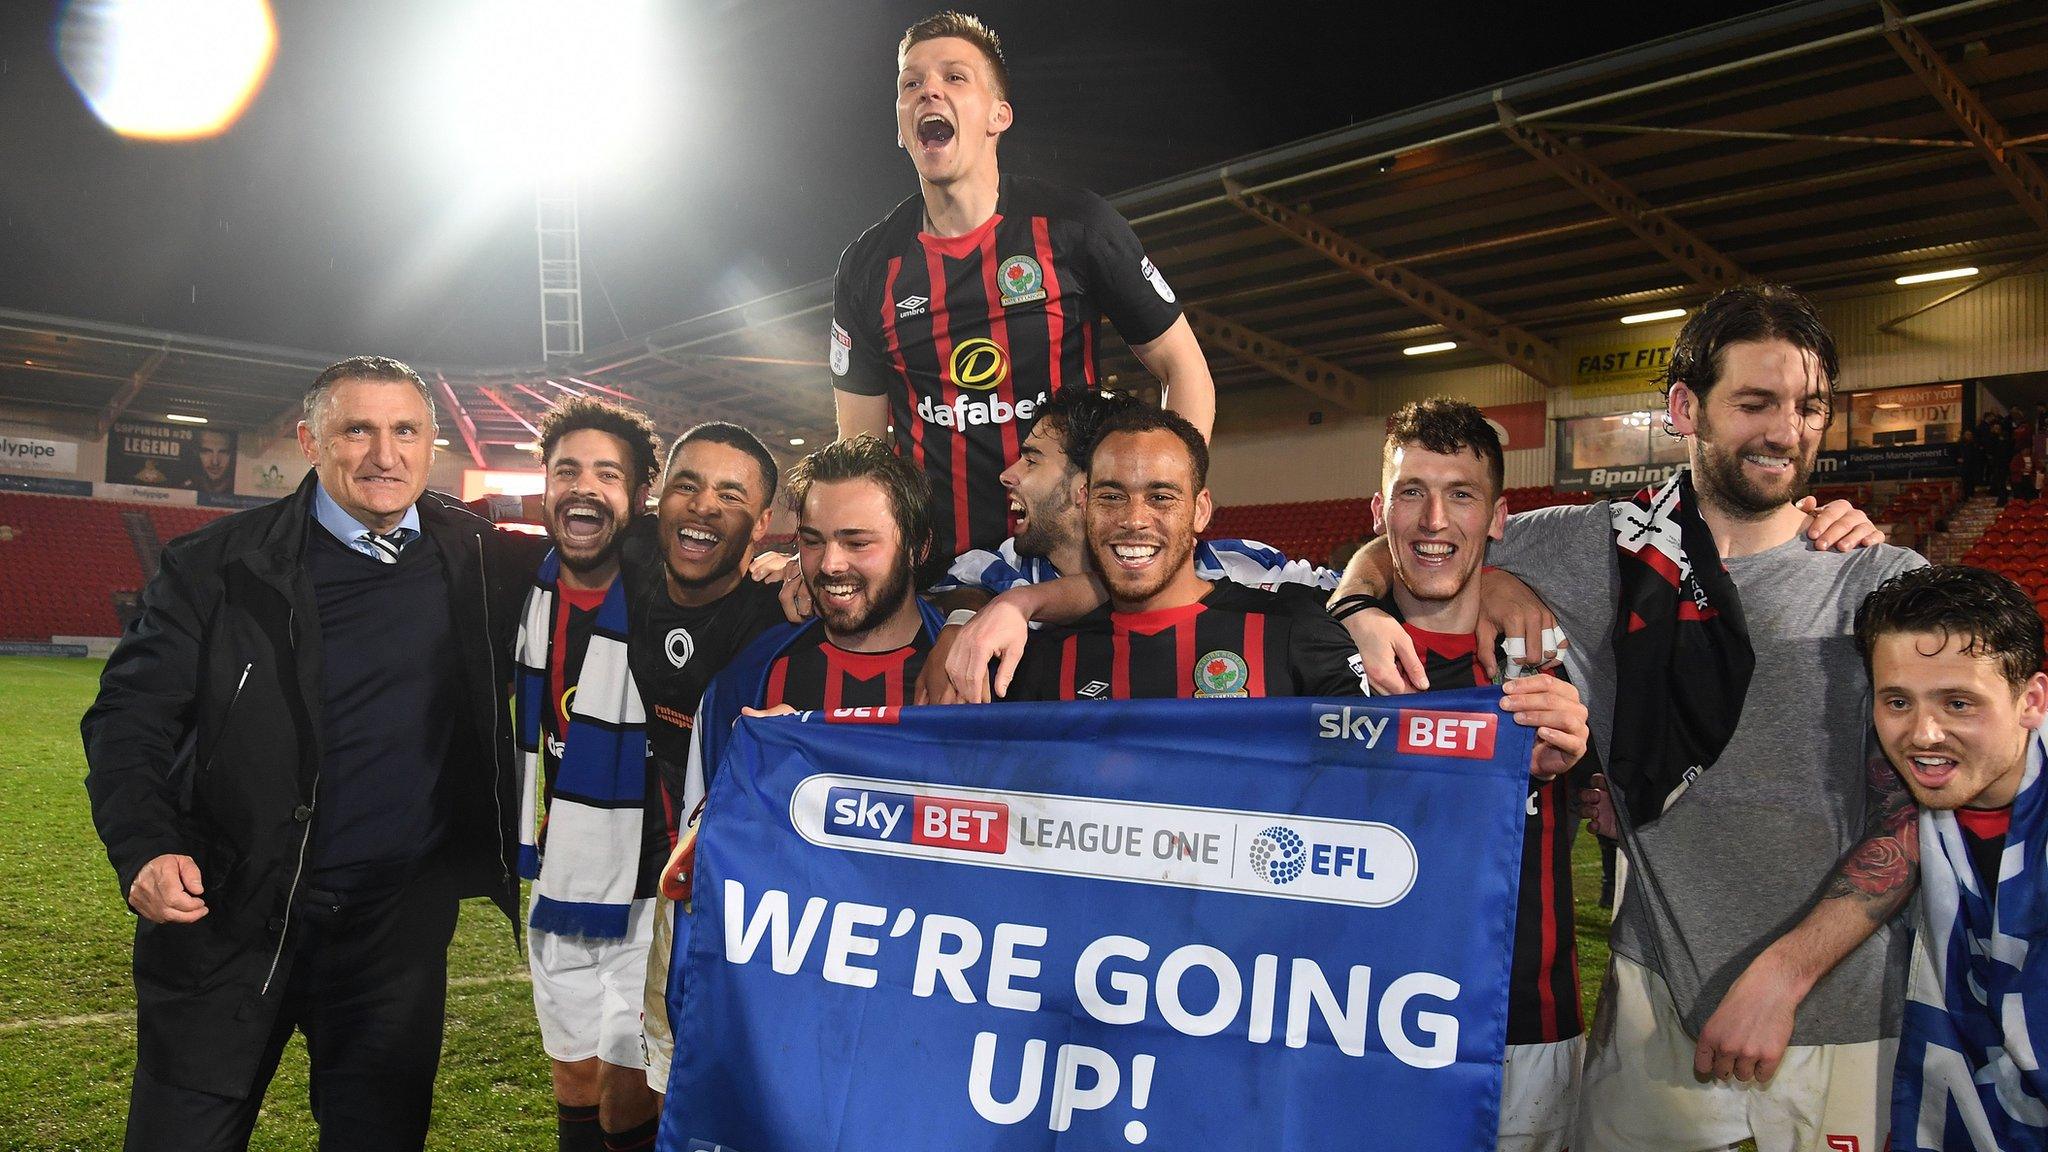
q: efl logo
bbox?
[823,786,1008,854]
[1396,709,1496,759]
[826,706,899,725]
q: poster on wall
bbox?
[1813,383,1963,481]
[106,420,239,496]
[235,438,308,503]
[1550,410,1686,492]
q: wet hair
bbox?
[1658,283,1839,413]
[1855,565,2045,691]
[1031,386,1147,471]
[303,356,434,431]
[898,11,1009,101]
[664,421,779,508]
[534,397,662,491]
[1076,406,1209,490]
[1382,397,1505,497]
[784,434,933,562]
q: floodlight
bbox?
[58,0,277,141]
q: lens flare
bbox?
[58,0,278,141]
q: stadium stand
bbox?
[0,493,232,641]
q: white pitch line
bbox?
[0,971,530,1034]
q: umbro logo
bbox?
[896,295,929,318]
[1077,680,1110,699]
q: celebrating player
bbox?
[623,422,789,1098]
[1355,398,1592,1152]
[647,435,946,1100]
[511,399,666,1152]
[1333,284,1921,1151]
[1857,566,2048,1152]
[830,11,1215,573]
[998,407,1361,700]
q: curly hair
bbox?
[1854,564,2045,690]
[534,397,662,491]
[1382,397,1504,496]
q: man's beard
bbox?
[1690,415,1814,520]
[665,541,745,590]
[1088,529,1196,608]
[1013,485,1076,560]
[811,552,915,640]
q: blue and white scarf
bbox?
[514,551,647,939]
[1894,729,2048,1150]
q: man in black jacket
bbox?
[82,356,542,1151]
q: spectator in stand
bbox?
[1959,426,1983,503]
[1979,412,2012,506]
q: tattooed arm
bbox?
[1692,758,1919,1083]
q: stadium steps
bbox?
[120,509,163,579]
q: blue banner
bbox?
[663,690,1534,1152]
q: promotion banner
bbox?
[664,691,1534,1152]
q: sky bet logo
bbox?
[1315,704,1496,759]
[824,786,1009,855]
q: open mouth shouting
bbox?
[915,112,956,152]
[555,500,613,547]
[1905,752,1960,791]
[670,522,721,562]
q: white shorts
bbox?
[642,892,677,1093]
[1499,1034,1583,1152]
[528,897,657,1068]
[1574,953,1895,1152]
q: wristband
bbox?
[945,608,979,629]
[1328,593,1398,622]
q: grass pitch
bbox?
[1,655,1615,1149]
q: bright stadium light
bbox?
[434,438,452,447]
[164,413,208,424]
[1621,308,1688,325]
[1402,341,1457,356]
[422,0,663,186]
[788,437,806,447]
[1895,266,1978,285]
[57,0,278,141]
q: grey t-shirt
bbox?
[1488,501,1924,1046]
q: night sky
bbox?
[0,0,1780,366]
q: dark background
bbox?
[0,1,1780,365]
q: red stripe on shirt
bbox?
[879,257,921,469]
[1059,634,1078,701]
[921,243,969,556]
[1112,627,1130,700]
[1032,217,1064,396]
[1537,782,1558,1036]
[1176,616,1196,699]
[764,656,790,710]
[977,228,1020,471]
[1242,613,1267,697]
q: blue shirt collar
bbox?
[312,482,421,551]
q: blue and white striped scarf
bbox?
[514,551,647,939]
[1894,729,2048,1150]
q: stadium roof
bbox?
[3,0,2043,464]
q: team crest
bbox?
[998,254,1047,306]
[1194,650,1249,698]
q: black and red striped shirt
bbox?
[1404,623,1586,1046]
[760,626,932,712]
[1001,580,1365,701]
[830,174,1183,569]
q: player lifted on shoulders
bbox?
[831,12,1214,571]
